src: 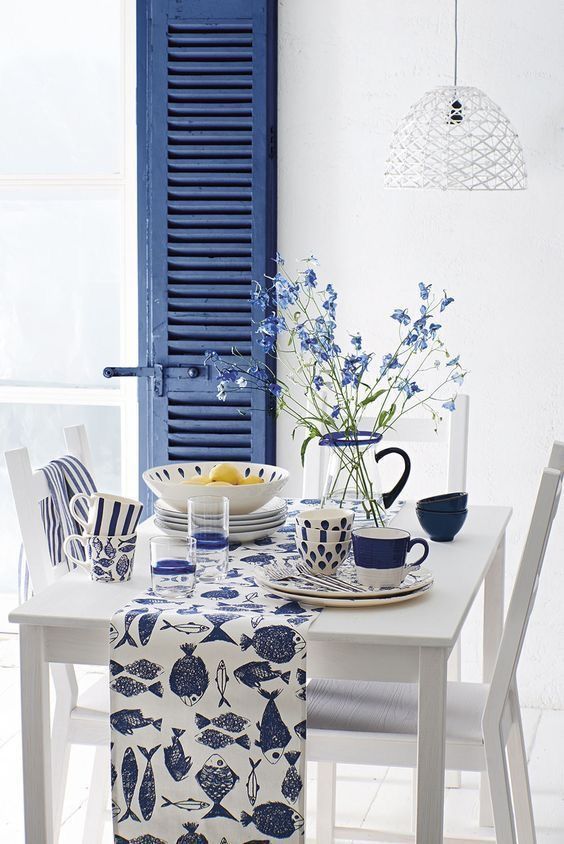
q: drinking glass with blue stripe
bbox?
[187,495,229,582]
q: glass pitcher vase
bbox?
[319,430,411,526]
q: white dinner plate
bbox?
[155,496,287,523]
[229,517,287,534]
[154,509,288,529]
[256,566,433,600]
[154,513,287,533]
[153,518,285,544]
[262,582,433,608]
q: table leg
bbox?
[416,646,448,843]
[480,532,505,827]
[20,625,53,844]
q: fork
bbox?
[294,562,372,594]
[265,562,354,593]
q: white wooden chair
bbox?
[6,425,109,844]
[303,394,470,797]
[307,440,564,843]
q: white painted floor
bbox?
[1,632,564,843]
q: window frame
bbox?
[0,0,139,498]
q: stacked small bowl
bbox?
[295,508,354,574]
[415,492,468,542]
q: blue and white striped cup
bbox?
[70,492,143,536]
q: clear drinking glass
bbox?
[187,495,229,582]
[150,535,196,599]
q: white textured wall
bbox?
[276,0,564,707]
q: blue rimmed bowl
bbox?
[416,492,468,512]
[297,537,352,574]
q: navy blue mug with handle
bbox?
[352,527,429,588]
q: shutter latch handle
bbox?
[103,364,164,396]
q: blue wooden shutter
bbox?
[137,0,277,483]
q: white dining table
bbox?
[9,502,510,843]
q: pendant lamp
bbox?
[384,0,527,191]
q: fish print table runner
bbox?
[109,498,404,843]
[110,500,325,844]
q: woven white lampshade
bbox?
[384,85,527,191]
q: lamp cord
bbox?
[453,0,458,87]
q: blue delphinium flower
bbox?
[391,308,410,325]
[442,399,456,411]
[350,334,362,350]
[419,282,431,300]
[221,366,241,382]
[440,291,454,311]
[268,382,283,398]
[331,405,340,418]
[446,354,460,367]
[428,323,441,339]
[401,380,423,399]
[313,374,324,391]
[248,363,268,382]
[323,284,338,319]
[274,273,299,308]
[302,268,317,288]
[250,282,270,309]
[380,353,402,375]
[274,251,285,265]
[451,372,465,386]
[342,353,370,387]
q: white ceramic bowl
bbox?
[297,537,352,575]
[296,524,351,543]
[143,462,289,516]
[296,507,355,532]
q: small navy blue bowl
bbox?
[416,492,468,512]
[416,507,468,542]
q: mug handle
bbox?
[62,534,91,571]
[374,447,412,509]
[406,537,429,570]
[69,493,91,529]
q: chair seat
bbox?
[308,679,488,745]
[76,674,109,718]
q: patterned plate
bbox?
[256,564,434,600]
[270,583,434,608]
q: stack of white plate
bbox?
[154,496,288,543]
[256,562,434,608]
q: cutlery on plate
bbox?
[293,561,372,592]
[265,564,354,593]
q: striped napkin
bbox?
[18,455,96,601]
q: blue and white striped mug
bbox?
[70,492,143,536]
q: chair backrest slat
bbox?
[486,442,564,718]
[6,424,94,595]
[302,393,469,498]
